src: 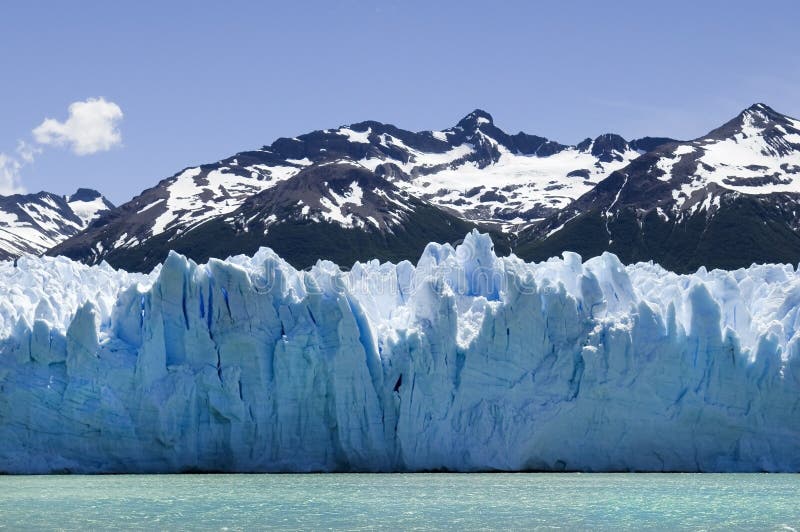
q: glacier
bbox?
[0,230,798,473]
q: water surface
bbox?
[0,473,798,530]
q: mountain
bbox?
[48,104,800,273]
[51,162,500,271]
[516,103,800,272]
[353,110,653,230]
[50,110,658,271]
[0,188,113,260]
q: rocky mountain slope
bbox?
[516,103,800,272]
[0,188,113,260]
[52,162,501,271]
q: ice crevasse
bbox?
[0,230,798,473]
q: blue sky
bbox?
[1,0,799,204]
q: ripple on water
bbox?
[0,473,798,530]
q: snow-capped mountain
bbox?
[354,110,649,230]
[50,110,664,271]
[51,162,501,271]
[0,188,113,260]
[517,103,800,272]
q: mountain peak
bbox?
[456,109,494,130]
[703,102,798,143]
[745,102,775,113]
[739,102,783,122]
[734,103,800,131]
[68,188,104,203]
[588,133,629,163]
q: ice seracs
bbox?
[1,231,798,473]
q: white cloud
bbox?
[0,97,123,197]
[0,141,44,195]
[33,97,123,155]
[0,153,25,195]
[16,140,41,164]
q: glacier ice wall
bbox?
[0,231,799,473]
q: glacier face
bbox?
[0,231,799,473]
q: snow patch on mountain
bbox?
[356,139,472,174]
[67,196,108,225]
[656,145,696,182]
[67,190,113,225]
[695,137,800,195]
[318,181,365,227]
[390,144,638,229]
[338,127,372,144]
[151,167,282,237]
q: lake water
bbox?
[0,473,798,530]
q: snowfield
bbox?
[0,231,798,473]
[355,131,638,230]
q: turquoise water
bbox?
[0,473,798,530]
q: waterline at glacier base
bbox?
[0,231,798,473]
